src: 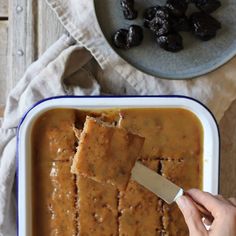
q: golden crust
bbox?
[77,176,118,236]
[119,109,202,160]
[49,162,77,235]
[119,160,163,235]
[71,116,145,190]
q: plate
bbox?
[93,0,236,79]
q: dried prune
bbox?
[143,6,161,28]
[148,7,172,36]
[171,15,190,32]
[149,17,172,37]
[157,33,183,52]
[120,0,138,20]
[192,0,221,13]
[190,12,221,41]
[127,25,144,47]
[166,0,188,17]
[156,33,183,52]
[155,6,171,20]
[112,25,143,49]
[112,29,129,49]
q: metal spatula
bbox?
[131,162,214,222]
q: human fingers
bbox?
[176,195,208,236]
[187,189,224,215]
[228,198,236,207]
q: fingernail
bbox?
[176,196,187,209]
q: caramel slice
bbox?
[49,162,77,236]
[71,116,145,190]
[35,109,76,161]
[119,160,163,236]
[119,109,202,160]
[77,176,118,236]
[161,159,200,235]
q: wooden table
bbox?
[0,0,235,197]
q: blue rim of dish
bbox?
[92,1,235,80]
[16,95,221,235]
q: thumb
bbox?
[176,196,208,236]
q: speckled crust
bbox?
[119,109,202,160]
[161,159,202,190]
[49,162,77,236]
[77,176,118,236]
[161,159,201,236]
[71,116,145,190]
[119,160,163,236]
[163,203,189,236]
[33,109,76,161]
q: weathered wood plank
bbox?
[8,0,65,91]
[0,0,8,17]
[219,99,236,198]
[0,105,4,117]
[38,0,65,55]
[0,21,8,106]
[8,0,36,90]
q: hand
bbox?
[176,189,236,236]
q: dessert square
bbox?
[49,162,77,235]
[71,116,145,190]
[161,159,201,190]
[34,109,76,161]
[119,109,202,160]
[119,160,163,235]
[163,203,188,236]
[77,176,118,235]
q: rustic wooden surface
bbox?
[0,106,4,116]
[0,0,235,198]
[0,0,8,17]
[219,100,236,198]
[0,21,8,106]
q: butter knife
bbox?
[131,162,214,223]
[131,162,184,204]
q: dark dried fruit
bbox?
[190,12,221,41]
[166,0,188,17]
[112,25,143,49]
[144,6,161,21]
[157,33,183,52]
[155,6,171,20]
[192,0,221,13]
[171,15,190,32]
[127,25,144,47]
[148,7,172,36]
[120,0,138,20]
[143,6,161,28]
[149,17,172,37]
[112,29,129,49]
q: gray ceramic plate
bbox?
[93,0,236,79]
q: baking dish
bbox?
[17,96,220,236]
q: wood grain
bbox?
[0,0,8,17]
[0,21,8,106]
[219,100,236,198]
[0,105,4,117]
[8,0,65,91]
[38,0,65,55]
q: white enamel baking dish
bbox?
[17,96,220,236]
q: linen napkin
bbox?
[46,0,236,121]
[0,34,100,235]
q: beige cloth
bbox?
[47,0,236,121]
[0,35,100,235]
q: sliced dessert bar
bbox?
[71,116,145,190]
